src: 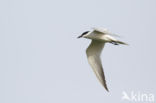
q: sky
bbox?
[0,0,156,103]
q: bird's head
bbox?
[77,31,90,38]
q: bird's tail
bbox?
[116,40,128,45]
[111,40,128,45]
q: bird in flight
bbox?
[78,28,128,92]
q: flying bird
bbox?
[78,28,128,92]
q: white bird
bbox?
[78,28,128,92]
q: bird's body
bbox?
[78,28,127,91]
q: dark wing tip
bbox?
[103,82,109,92]
[101,70,109,92]
[105,86,109,92]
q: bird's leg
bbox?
[111,41,119,45]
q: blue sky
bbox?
[0,0,156,103]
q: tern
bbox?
[78,28,128,92]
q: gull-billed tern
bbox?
[78,28,128,92]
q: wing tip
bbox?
[103,84,109,92]
[105,87,109,92]
[100,79,109,92]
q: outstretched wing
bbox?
[93,27,109,34]
[93,27,121,37]
[86,40,109,91]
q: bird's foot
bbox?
[111,42,119,45]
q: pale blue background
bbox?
[0,0,156,103]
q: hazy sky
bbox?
[0,0,156,103]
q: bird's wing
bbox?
[93,27,121,37]
[86,40,109,91]
[92,27,108,34]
